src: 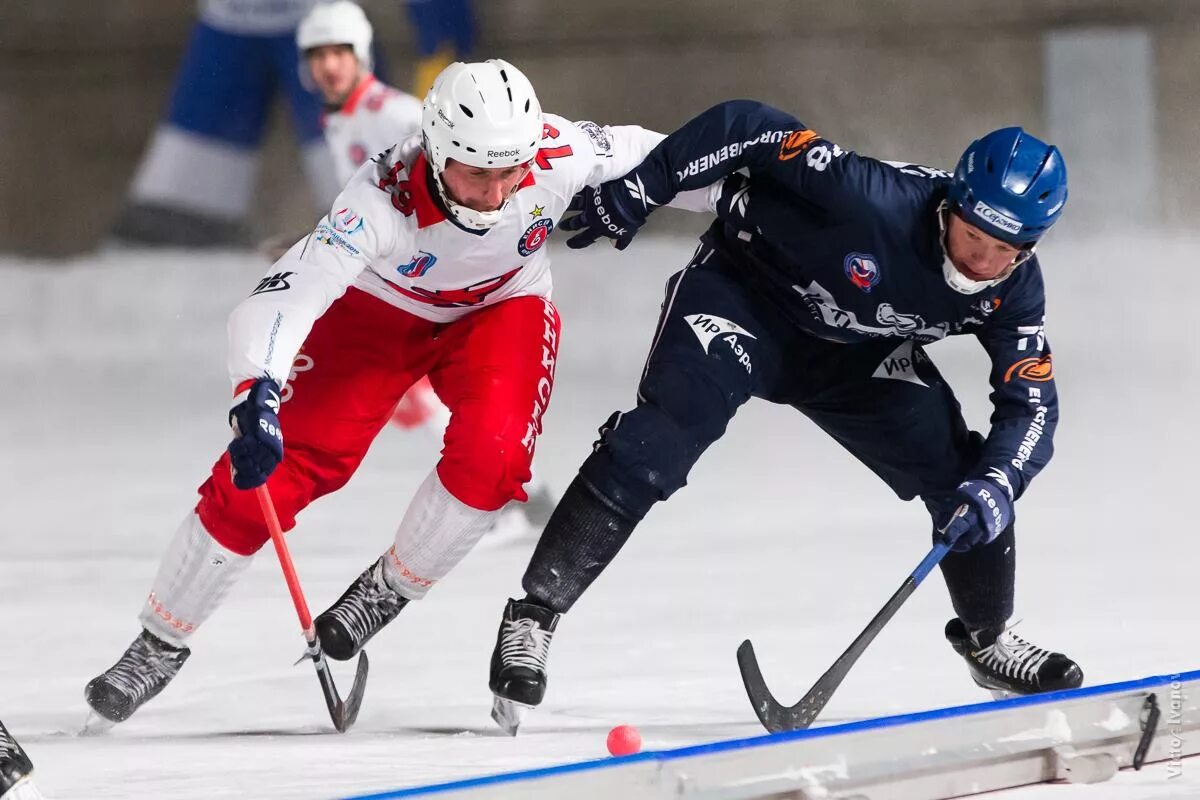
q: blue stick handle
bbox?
[912,504,969,583]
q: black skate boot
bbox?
[488,597,560,735]
[946,618,1083,697]
[85,629,191,725]
[315,557,409,661]
[0,720,40,800]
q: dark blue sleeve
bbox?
[971,264,1057,502]
[626,99,888,215]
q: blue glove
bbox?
[227,378,283,490]
[939,479,1013,552]
[559,179,649,250]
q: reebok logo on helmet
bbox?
[974,200,1023,235]
[488,147,522,159]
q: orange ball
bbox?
[606,724,642,756]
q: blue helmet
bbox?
[948,127,1068,246]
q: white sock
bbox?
[138,511,254,646]
[381,470,497,600]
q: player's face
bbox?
[440,159,532,213]
[306,45,362,105]
[944,211,1025,281]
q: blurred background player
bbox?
[487,102,1083,729]
[300,1,422,194]
[0,721,42,800]
[108,0,476,250]
[291,0,553,536]
[81,60,700,726]
[109,0,339,247]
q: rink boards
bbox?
[343,670,1199,800]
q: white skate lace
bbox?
[0,726,21,762]
[326,564,405,646]
[499,618,553,672]
[102,637,186,703]
[974,626,1052,686]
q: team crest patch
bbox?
[844,252,881,292]
[399,250,437,278]
[518,218,554,256]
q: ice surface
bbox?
[0,232,1197,798]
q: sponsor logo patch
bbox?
[683,313,757,373]
[251,271,294,295]
[577,121,612,155]
[871,340,929,387]
[973,200,1023,235]
[313,224,360,256]
[778,129,820,161]
[1004,355,1054,383]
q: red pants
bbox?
[197,288,562,556]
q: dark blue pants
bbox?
[581,242,1013,629]
[167,21,325,147]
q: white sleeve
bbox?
[563,119,665,187]
[226,161,398,390]
[558,116,716,213]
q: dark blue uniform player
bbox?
[486,100,1083,730]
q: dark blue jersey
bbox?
[626,99,1056,500]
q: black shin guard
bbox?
[521,473,641,614]
[938,522,1016,631]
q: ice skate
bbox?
[945,618,1083,698]
[488,598,559,735]
[0,721,42,800]
[315,556,409,661]
[85,629,191,724]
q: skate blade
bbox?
[0,776,48,800]
[490,696,531,736]
[988,688,1018,701]
[80,710,116,736]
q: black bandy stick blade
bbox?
[737,640,805,734]
[336,651,370,732]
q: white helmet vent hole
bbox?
[458,104,474,118]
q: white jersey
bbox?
[323,75,424,186]
[228,114,700,389]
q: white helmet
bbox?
[421,59,543,230]
[296,1,373,72]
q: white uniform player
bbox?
[295,0,423,186]
[295,2,559,532]
[83,60,709,726]
[322,77,424,186]
[230,111,666,374]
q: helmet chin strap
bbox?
[938,201,1033,295]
